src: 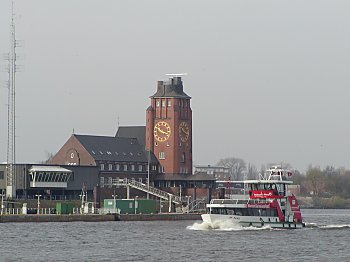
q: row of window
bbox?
[100,163,156,172]
[154,142,188,147]
[155,99,189,108]
[100,163,166,174]
[157,152,186,163]
[210,208,278,217]
[91,150,142,157]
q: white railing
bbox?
[1,208,56,215]
[108,178,182,204]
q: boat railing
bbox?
[210,199,272,205]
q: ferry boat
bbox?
[201,166,305,229]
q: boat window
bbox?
[227,209,235,215]
[235,208,242,216]
[241,209,248,216]
[266,209,277,217]
[253,208,259,216]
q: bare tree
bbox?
[217,157,246,180]
[39,151,55,164]
[247,163,259,179]
[304,167,325,196]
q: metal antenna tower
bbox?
[6,0,18,198]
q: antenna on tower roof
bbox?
[165,73,188,77]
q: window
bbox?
[156,100,160,107]
[162,100,166,107]
[181,153,185,163]
[152,165,157,171]
[159,152,165,159]
[124,164,128,171]
[100,163,105,171]
[0,171,4,180]
[167,100,171,107]
[131,165,135,171]
[116,164,120,171]
[138,165,143,172]
[108,164,113,171]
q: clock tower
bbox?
[146,76,192,175]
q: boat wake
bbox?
[305,222,350,230]
[186,221,272,231]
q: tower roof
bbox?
[151,77,191,99]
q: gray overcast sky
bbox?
[1,0,350,172]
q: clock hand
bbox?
[180,128,189,136]
[157,127,168,135]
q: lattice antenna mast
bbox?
[6,0,18,198]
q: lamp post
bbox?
[1,190,5,215]
[147,150,150,199]
[185,196,191,213]
[112,192,117,214]
[134,196,138,214]
[79,192,85,214]
[35,194,41,215]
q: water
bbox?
[1,209,349,261]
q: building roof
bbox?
[115,126,146,147]
[74,134,157,163]
[151,77,191,99]
[29,165,72,173]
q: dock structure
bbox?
[102,177,182,212]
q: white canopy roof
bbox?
[29,165,72,173]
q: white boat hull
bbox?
[201,214,305,229]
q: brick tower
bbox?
[146,76,192,175]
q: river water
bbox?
[1,209,349,261]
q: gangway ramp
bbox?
[104,178,182,205]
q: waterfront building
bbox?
[0,76,215,204]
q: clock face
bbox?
[179,122,189,142]
[154,121,171,142]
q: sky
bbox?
[0,0,350,173]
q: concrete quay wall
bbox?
[0,214,117,223]
[0,213,202,223]
[118,213,202,221]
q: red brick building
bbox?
[49,76,215,201]
[146,76,193,175]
